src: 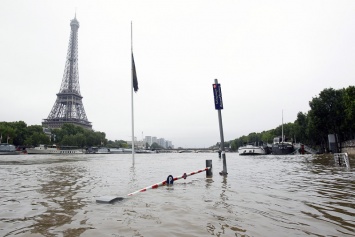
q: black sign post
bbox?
[212,79,227,176]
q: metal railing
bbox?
[294,143,317,154]
[334,153,350,168]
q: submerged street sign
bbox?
[213,79,227,176]
[212,83,223,110]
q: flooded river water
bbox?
[0,153,354,237]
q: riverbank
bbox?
[342,139,355,155]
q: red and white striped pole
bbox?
[96,161,212,204]
[127,167,211,196]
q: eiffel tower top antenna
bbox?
[42,16,92,130]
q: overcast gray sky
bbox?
[1,0,354,148]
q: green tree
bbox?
[342,86,355,140]
[150,142,163,149]
[61,124,85,136]
[260,131,273,144]
[106,140,128,148]
[24,132,50,146]
[27,125,45,135]
[309,88,345,151]
[61,135,75,146]
[0,122,19,144]
[11,121,28,145]
[294,112,308,144]
[73,133,87,148]
[230,140,238,151]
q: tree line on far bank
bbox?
[0,121,167,150]
[229,86,355,152]
[0,122,128,148]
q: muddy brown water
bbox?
[0,153,354,236]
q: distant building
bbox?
[144,136,152,146]
[157,138,165,148]
[166,140,173,149]
[127,139,145,149]
[143,135,173,149]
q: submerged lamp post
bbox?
[212,79,227,176]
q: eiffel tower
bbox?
[42,16,92,130]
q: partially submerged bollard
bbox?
[166,175,174,186]
[206,159,213,177]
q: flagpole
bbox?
[131,21,135,165]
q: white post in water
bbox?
[212,79,227,175]
[206,160,213,177]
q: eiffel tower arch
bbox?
[42,16,92,130]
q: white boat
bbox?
[86,147,111,154]
[26,144,83,154]
[0,143,19,155]
[136,149,157,154]
[238,144,266,156]
[109,148,133,154]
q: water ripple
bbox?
[0,153,354,236]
